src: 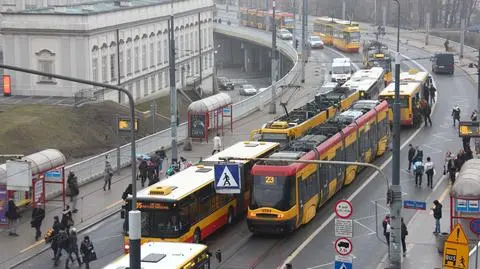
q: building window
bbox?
[158,72,162,90]
[36,49,55,83]
[175,65,180,83]
[164,71,168,87]
[180,35,184,58]
[157,40,162,65]
[150,43,155,68]
[195,31,198,52]
[119,51,124,78]
[144,78,148,96]
[110,53,116,82]
[127,48,132,76]
[151,75,155,93]
[134,47,140,73]
[163,40,168,64]
[135,80,141,99]
[142,44,147,70]
[102,55,108,82]
[92,58,98,82]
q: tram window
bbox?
[345,143,356,162]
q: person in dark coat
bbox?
[413,146,424,162]
[156,147,166,173]
[6,198,19,236]
[432,200,443,234]
[407,144,416,172]
[49,216,63,258]
[80,235,95,269]
[121,184,133,234]
[67,171,79,213]
[53,227,69,266]
[65,228,82,269]
[401,218,408,257]
[146,159,156,186]
[138,159,148,187]
[61,205,74,231]
[382,215,391,247]
[429,85,436,105]
[31,203,45,241]
[420,99,432,126]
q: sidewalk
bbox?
[0,44,326,269]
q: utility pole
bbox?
[151,101,157,132]
[169,2,178,162]
[198,13,203,84]
[116,29,122,174]
[342,0,346,20]
[390,0,402,268]
[269,0,278,114]
[300,0,306,83]
[460,0,466,58]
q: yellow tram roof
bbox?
[203,141,279,165]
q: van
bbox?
[431,53,454,74]
[330,58,353,83]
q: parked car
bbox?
[431,52,454,74]
[239,84,257,96]
[309,35,324,49]
[217,77,235,90]
[277,29,293,40]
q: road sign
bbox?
[456,199,480,213]
[45,169,63,182]
[335,218,353,238]
[214,163,241,194]
[403,199,427,210]
[334,260,352,269]
[470,219,480,235]
[335,237,353,256]
[443,223,469,269]
[335,200,353,219]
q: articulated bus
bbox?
[313,17,360,52]
[362,40,393,86]
[378,69,430,127]
[105,242,211,269]
[240,7,248,26]
[257,10,267,29]
[248,8,257,28]
[341,67,385,99]
[247,100,390,233]
[123,141,279,251]
[250,86,360,148]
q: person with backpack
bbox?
[413,146,423,163]
[53,225,69,266]
[80,235,96,269]
[138,158,148,187]
[66,171,79,213]
[413,159,425,187]
[425,157,435,189]
[452,105,461,126]
[407,144,416,173]
[65,228,82,269]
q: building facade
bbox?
[1,0,215,102]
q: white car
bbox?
[309,35,324,49]
[239,84,257,96]
[277,29,293,40]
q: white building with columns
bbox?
[0,0,215,102]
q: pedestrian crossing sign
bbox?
[214,163,242,194]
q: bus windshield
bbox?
[251,176,295,211]
[140,209,189,238]
[260,132,288,142]
[348,32,361,42]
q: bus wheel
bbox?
[227,207,234,225]
[193,228,201,243]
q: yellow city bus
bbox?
[332,19,360,53]
[378,69,430,127]
[106,242,211,269]
[363,40,393,86]
[257,10,267,30]
[123,141,279,251]
[250,87,360,147]
[248,8,258,28]
[313,17,335,45]
[240,7,249,26]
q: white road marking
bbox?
[354,219,377,234]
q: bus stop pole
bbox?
[0,63,141,269]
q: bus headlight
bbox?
[277,214,284,219]
[249,212,256,217]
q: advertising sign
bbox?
[456,199,480,213]
[190,114,206,138]
[0,185,7,226]
[33,178,44,205]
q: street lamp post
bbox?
[0,63,141,269]
[390,0,402,268]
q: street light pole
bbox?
[0,63,140,269]
[169,2,178,162]
[390,0,402,268]
[269,0,278,114]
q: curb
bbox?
[7,208,121,269]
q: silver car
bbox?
[277,29,293,40]
[239,84,257,96]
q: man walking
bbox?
[103,160,113,191]
[156,147,166,174]
[407,144,416,172]
[432,200,443,234]
[452,105,461,126]
[425,157,435,189]
[420,99,432,126]
[212,133,222,155]
[6,198,19,236]
[429,84,436,105]
[413,158,424,187]
[65,228,82,269]
[31,203,45,241]
[401,218,408,257]
[382,215,391,247]
[67,171,79,213]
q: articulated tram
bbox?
[247,100,390,233]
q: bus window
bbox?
[349,32,360,42]
[140,209,187,238]
[251,176,295,211]
[400,96,410,108]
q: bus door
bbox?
[236,164,247,213]
[297,175,304,226]
[318,163,329,206]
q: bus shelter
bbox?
[450,159,480,240]
[187,92,233,142]
[0,149,67,210]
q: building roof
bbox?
[17,0,170,15]
[188,92,232,113]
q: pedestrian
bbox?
[80,235,96,269]
[31,202,45,241]
[420,99,432,126]
[432,200,443,234]
[472,110,478,121]
[445,152,457,185]
[122,184,133,201]
[429,84,436,105]
[103,160,113,191]
[5,198,19,236]
[422,84,430,102]
[413,158,424,187]
[156,147,166,173]
[65,228,82,269]
[212,133,222,155]
[139,158,148,187]
[413,146,423,162]
[66,171,79,213]
[463,136,471,152]
[49,216,64,259]
[382,215,391,247]
[121,184,132,233]
[452,105,461,126]
[53,226,69,266]
[61,205,74,231]
[146,158,156,186]
[180,156,193,170]
[401,218,408,257]
[425,157,435,189]
[407,144,416,172]
[444,39,450,52]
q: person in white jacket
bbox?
[212,133,222,155]
[424,157,435,189]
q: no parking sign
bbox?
[470,219,480,235]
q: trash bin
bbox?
[436,232,449,253]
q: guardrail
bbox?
[44,23,300,199]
